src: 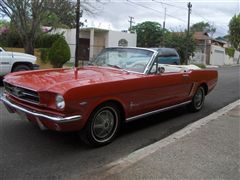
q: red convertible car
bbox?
[0,47,218,146]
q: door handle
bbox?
[183,74,189,78]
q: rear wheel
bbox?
[12,64,31,72]
[80,103,121,147]
[188,86,205,112]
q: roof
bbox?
[193,32,210,40]
[80,27,109,32]
[193,32,226,46]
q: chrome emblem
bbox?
[12,87,23,97]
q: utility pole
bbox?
[129,16,135,32]
[75,0,80,68]
[185,2,192,65]
[161,7,166,47]
[163,7,166,30]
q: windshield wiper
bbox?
[107,64,122,69]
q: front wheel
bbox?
[80,103,121,147]
[12,64,31,72]
[188,86,205,112]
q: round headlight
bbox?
[56,94,65,109]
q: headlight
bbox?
[56,94,65,109]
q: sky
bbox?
[82,0,240,37]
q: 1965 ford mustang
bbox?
[0,47,218,146]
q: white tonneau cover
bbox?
[160,64,201,73]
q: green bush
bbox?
[0,30,22,48]
[225,47,235,58]
[193,63,206,69]
[48,36,70,68]
[35,34,62,48]
[39,48,50,63]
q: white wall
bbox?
[190,51,205,64]
[233,50,240,64]
[210,45,225,66]
[209,45,240,66]
[54,28,137,62]
[106,31,137,47]
[79,31,90,39]
[225,55,234,65]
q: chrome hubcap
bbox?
[194,88,204,108]
[92,108,117,141]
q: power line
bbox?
[126,0,187,23]
[153,0,188,10]
[153,0,229,35]
[125,0,229,36]
[191,11,229,32]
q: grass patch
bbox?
[192,63,206,69]
[63,61,74,68]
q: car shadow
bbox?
[121,106,188,134]
[118,106,199,151]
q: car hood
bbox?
[6,51,36,60]
[4,66,143,94]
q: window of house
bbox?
[118,39,128,47]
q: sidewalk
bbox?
[100,101,240,180]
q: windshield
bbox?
[90,48,154,73]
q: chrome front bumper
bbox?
[0,94,82,123]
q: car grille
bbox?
[4,82,39,104]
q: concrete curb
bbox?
[99,99,240,178]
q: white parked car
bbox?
[0,47,38,77]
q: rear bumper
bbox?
[0,93,82,123]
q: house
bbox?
[53,28,137,62]
[191,32,227,65]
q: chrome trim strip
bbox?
[4,82,40,105]
[144,51,159,74]
[126,101,191,122]
[0,94,81,123]
[4,81,37,92]
[189,83,197,97]
[21,91,38,98]
[4,92,40,105]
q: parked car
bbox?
[0,47,218,147]
[152,48,180,65]
[0,47,38,78]
[124,48,180,68]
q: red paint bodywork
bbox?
[3,66,218,132]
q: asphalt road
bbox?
[0,66,240,179]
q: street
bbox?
[0,66,240,179]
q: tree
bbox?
[0,0,76,54]
[48,36,70,68]
[0,19,9,28]
[0,0,102,54]
[0,20,9,46]
[229,14,240,50]
[165,32,196,64]
[0,20,22,47]
[131,21,164,47]
[190,21,216,37]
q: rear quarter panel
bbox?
[189,69,218,95]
